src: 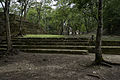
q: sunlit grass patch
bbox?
[22,34,65,38]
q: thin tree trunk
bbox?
[60,21,64,35]
[95,0,103,64]
[18,0,29,36]
[24,0,29,19]
[84,17,88,33]
[18,3,24,36]
[62,20,65,35]
[19,10,23,36]
[5,0,12,52]
[0,2,5,11]
[24,10,27,19]
[37,9,41,27]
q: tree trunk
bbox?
[84,17,88,33]
[95,0,103,64]
[24,0,30,19]
[60,21,63,35]
[37,8,41,27]
[18,0,29,36]
[18,3,24,36]
[19,10,23,36]
[5,0,12,52]
[0,2,5,11]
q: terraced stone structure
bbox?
[0,12,46,37]
[0,37,120,54]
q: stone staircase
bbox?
[0,38,89,55]
[0,37,120,54]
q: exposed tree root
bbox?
[102,60,120,66]
[12,32,23,38]
[7,49,20,55]
[99,61,112,67]
[1,49,21,57]
[87,74,100,79]
[92,59,120,68]
[87,73,107,80]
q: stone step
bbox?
[2,40,88,43]
[88,46,120,54]
[21,49,88,55]
[102,41,120,46]
[90,41,120,46]
[0,48,6,52]
[1,38,89,43]
[0,45,119,54]
[8,40,88,42]
[13,37,89,41]
[1,42,89,46]
[0,48,88,55]
[0,45,89,50]
[2,40,120,46]
[1,45,119,49]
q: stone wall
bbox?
[0,12,46,38]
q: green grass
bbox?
[22,34,65,38]
[21,34,120,41]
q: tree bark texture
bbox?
[95,0,103,63]
[5,0,12,52]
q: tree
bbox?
[35,1,42,27]
[0,0,12,52]
[93,0,120,67]
[94,0,103,64]
[70,0,120,66]
[0,0,5,12]
[17,0,30,36]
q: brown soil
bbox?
[0,53,120,80]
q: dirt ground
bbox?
[0,53,120,80]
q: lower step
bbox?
[88,46,120,54]
[0,48,88,55]
[21,49,88,55]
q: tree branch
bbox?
[0,2,5,10]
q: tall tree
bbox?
[4,0,12,52]
[93,0,120,66]
[17,0,30,36]
[94,0,103,64]
[35,1,42,27]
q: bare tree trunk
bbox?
[19,6,24,36]
[24,0,29,19]
[35,1,42,28]
[5,0,12,52]
[95,0,103,64]
[62,20,65,35]
[18,0,29,36]
[0,2,5,11]
[84,17,88,33]
[18,2,25,36]
[36,8,41,27]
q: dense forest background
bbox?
[0,0,120,35]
